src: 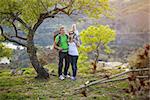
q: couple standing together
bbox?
[53,24,80,80]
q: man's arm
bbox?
[73,34,80,48]
[54,36,62,50]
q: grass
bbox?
[0,64,140,100]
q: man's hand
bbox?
[59,48,63,51]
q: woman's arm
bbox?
[75,41,80,48]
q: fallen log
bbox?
[75,68,150,90]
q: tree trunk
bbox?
[27,30,49,79]
[92,48,100,73]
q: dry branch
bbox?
[75,68,150,90]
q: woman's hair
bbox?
[69,34,74,42]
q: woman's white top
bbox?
[74,30,79,36]
[68,42,79,56]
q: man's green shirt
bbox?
[55,34,68,52]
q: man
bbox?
[54,26,69,80]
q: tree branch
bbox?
[0,25,27,47]
[1,12,31,30]
[10,13,31,30]
[39,0,48,13]
[95,42,101,63]
[56,0,75,15]
[84,76,149,86]
[11,21,27,40]
[32,0,75,32]
[75,68,150,90]
[32,5,59,31]
[15,17,31,30]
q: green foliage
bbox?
[0,0,112,28]
[21,67,35,75]
[0,36,5,42]
[0,93,29,100]
[79,25,116,62]
[0,68,139,99]
[77,53,91,74]
[20,0,56,25]
[0,0,114,77]
[0,0,113,65]
[78,53,88,64]
[74,0,111,19]
[0,0,56,25]
[78,61,91,73]
[0,43,12,58]
[0,36,11,59]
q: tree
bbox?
[79,25,116,73]
[0,35,12,58]
[0,44,12,59]
[0,0,112,79]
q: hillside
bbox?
[9,0,147,46]
[2,0,149,63]
[111,0,150,33]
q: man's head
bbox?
[59,26,65,34]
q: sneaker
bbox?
[59,75,65,80]
[64,75,70,78]
[71,76,76,80]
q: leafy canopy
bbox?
[0,0,111,28]
[79,25,116,60]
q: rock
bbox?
[10,69,17,75]
[17,69,25,75]
[107,57,115,62]
[98,61,123,69]
[105,62,123,68]
[97,61,105,67]
[98,54,109,62]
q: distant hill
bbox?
[34,14,75,46]
[3,0,149,46]
[1,0,149,65]
[110,0,150,33]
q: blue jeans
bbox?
[58,52,69,76]
[69,55,78,77]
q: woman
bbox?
[68,24,80,80]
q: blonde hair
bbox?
[59,26,64,31]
